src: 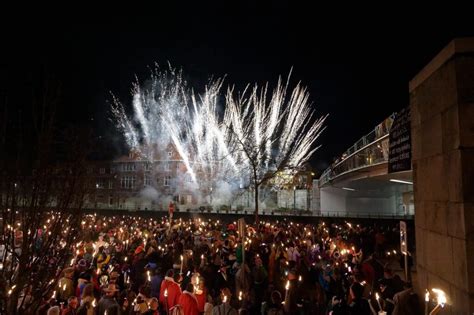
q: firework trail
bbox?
[111,64,326,196]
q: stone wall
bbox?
[410,38,474,314]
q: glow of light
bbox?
[285,280,290,291]
[112,66,326,198]
[432,288,446,306]
[342,187,355,191]
[390,179,413,185]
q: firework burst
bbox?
[111,64,326,200]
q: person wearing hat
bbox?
[77,259,88,273]
[159,269,182,312]
[97,283,119,315]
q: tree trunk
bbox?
[254,181,259,224]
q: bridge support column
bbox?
[410,38,474,314]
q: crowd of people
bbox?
[26,214,418,315]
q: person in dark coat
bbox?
[348,283,370,315]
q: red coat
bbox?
[159,277,182,310]
[195,288,207,313]
[360,261,375,286]
[178,291,199,315]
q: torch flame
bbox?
[432,288,446,306]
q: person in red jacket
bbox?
[193,276,208,313]
[159,269,182,312]
[178,283,199,315]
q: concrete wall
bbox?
[320,187,347,213]
[410,38,474,314]
[346,197,393,214]
[319,186,405,216]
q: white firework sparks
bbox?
[111,64,326,198]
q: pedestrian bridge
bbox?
[316,113,414,217]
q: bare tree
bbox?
[224,76,327,223]
[0,73,91,314]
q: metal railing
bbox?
[319,113,396,186]
[80,205,413,220]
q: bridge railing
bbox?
[319,113,395,186]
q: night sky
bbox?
[2,5,473,172]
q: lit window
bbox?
[96,179,105,189]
